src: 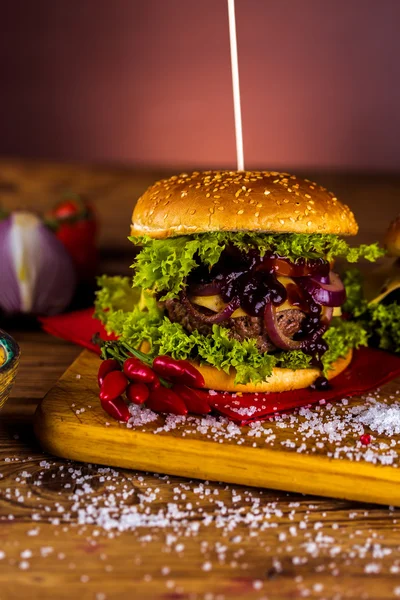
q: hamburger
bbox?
[95,171,383,395]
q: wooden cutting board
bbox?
[34,349,400,506]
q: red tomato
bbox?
[45,195,98,281]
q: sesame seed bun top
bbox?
[131,171,358,239]
[385,214,400,257]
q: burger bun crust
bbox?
[132,170,358,239]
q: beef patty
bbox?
[165,297,305,353]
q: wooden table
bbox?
[1,160,400,600]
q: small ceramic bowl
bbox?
[0,330,20,410]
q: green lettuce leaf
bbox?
[130,233,384,299]
[341,268,369,317]
[342,268,400,354]
[322,318,368,373]
[275,350,312,370]
[95,276,368,384]
[368,303,400,354]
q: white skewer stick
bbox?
[227,0,244,172]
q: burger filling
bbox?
[163,245,345,367]
[165,297,305,353]
[95,232,383,384]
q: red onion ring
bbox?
[263,303,334,351]
[263,303,304,350]
[299,272,346,307]
[181,290,240,324]
[188,281,221,296]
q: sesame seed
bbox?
[255,212,260,217]
[280,219,285,224]
[256,203,263,208]
[307,220,312,226]
[305,194,312,199]
[263,190,270,195]
[237,209,244,215]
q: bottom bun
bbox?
[190,349,353,393]
[139,342,353,393]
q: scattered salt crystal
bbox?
[364,563,381,574]
[357,401,400,436]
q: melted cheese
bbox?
[190,294,247,317]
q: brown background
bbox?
[2,0,400,171]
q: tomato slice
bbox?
[257,256,329,278]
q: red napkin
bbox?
[40,309,400,425]
[39,308,116,353]
[207,346,400,424]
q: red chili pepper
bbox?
[152,355,205,388]
[100,397,130,422]
[177,360,205,388]
[150,375,161,390]
[172,383,210,415]
[97,358,120,388]
[126,382,149,405]
[123,357,155,383]
[146,388,188,416]
[153,356,185,379]
[99,371,128,401]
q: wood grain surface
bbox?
[1,160,400,600]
